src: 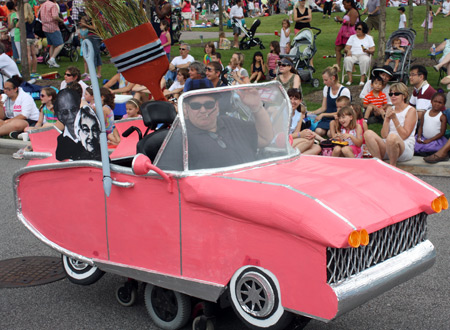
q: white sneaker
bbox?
[18,132,29,141]
[49,61,60,68]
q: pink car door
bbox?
[105,171,181,276]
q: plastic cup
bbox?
[274,30,279,36]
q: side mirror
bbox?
[132,153,152,175]
[131,153,174,193]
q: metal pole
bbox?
[82,39,112,197]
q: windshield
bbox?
[155,82,297,171]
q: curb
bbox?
[0,139,28,151]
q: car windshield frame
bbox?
[154,82,299,173]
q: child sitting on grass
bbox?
[363,76,388,124]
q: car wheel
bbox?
[311,78,320,88]
[144,283,191,330]
[229,266,293,330]
[61,255,104,285]
[70,49,79,62]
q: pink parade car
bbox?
[14,83,447,330]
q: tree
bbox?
[376,0,387,66]
[424,0,430,43]
[219,0,223,32]
[17,0,29,81]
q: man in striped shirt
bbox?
[363,76,388,123]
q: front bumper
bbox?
[331,240,435,319]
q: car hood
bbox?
[181,155,443,247]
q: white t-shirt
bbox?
[5,87,39,120]
[169,80,184,92]
[399,13,406,28]
[442,1,450,14]
[0,53,21,89]
[230,5,244,20]
[322,85,351,99]
[346,34,375,55]
[390,0,400,6]
[171,54,195,68]
[280,28,290,48]
[60,80,89,99]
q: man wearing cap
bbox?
[408,64,435,121]
[40,0,65,68]
[362,0,380,33]
[360,65,394,103]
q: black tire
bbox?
[229,266,293,330]
[311,78,320,88]
[259,44,265,50]
[144,284,191,330]
[116,282,138,307]
[70,49,79,62]
[61,255,104,285]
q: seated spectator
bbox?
[226,52,250,85]
[11,87,58,159]
[360,65,394,103]
[103,72,136,95]
[288,88,322,155]
[164,67,189,99]
[343,21,375,86]
[60,66,88,99]
[311,65,351,137]
[331,106,363,158]
[166,43,195,83]
[364,82,417,166]
[432,39,450,77]
[206,61,227,88]
[276,57,301,91]
[415,92,448,156]
[0,43,20,91]
[203,41,215,65]
[363,76,388,124]
[434,0,450,16]
[211,52,224,70]
[0,76,39,137]
[122,98,142,119]
[218,32,231,50]
[183,61,213,92]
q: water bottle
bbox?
[431,44,436,56]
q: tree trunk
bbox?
[17,0,29,81]
[219,1,223,32]
[408,0,414,28]
[424,0,429,43]
[376,0,387,66]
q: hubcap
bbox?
[236,271,275,318]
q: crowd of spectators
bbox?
[1,0,450,168]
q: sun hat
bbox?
[372,65,394,79]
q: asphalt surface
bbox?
[0,152,449,330]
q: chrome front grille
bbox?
[327,213,428,284]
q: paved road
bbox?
[0,153,449,330]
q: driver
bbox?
[158,89,273,170]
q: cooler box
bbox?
[114,95,133,119]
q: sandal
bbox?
[423,153,450,164]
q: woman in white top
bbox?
[364,82,417,166]
[343,21,375,86]
[0,76,39,136]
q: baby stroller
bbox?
[281,27,321,87]
[234,19,265,50]
[384,28,416,84]
[43,23,79,64]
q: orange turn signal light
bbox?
[432,197,442,213]
[348,231,361,248]
[440,195,448,210]
[360,229,370,246]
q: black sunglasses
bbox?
[188,101,216,110]
[389,92,403,97]
[356,27,363,31]
[179,48,187,51]
[65,73,73,77]
[40,94,46,97]
[206,67,216,72]
[277,62,290,67]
